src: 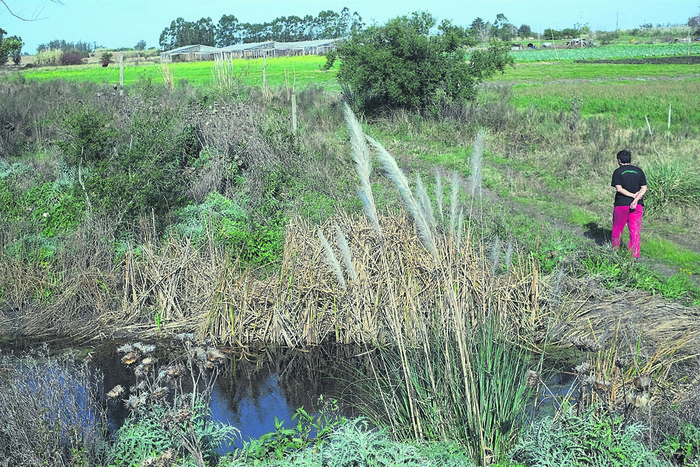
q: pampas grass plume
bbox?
[366,135,437,256]
[319,229,346,289]
[334,222,358,283]
[344,103,381,234]
[470,129,485,198]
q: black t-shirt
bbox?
[611,164,647,207]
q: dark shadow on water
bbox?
[96,343,361,454]
[1,339,361,456]
[584,221,611,246]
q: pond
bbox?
[2,338,360,454]
[1,337,577,456]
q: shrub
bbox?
[33,48,63,66]
[510,407,668,466]
[60,51,85,66]
[335,12,512,115]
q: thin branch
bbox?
[0,0,62,21]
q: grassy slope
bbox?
[10,44,700,296]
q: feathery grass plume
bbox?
[551,267,564,307]
[366,135,437,256]
[434,168,444,226]
[344,103,381,234]
[490,236,501,276]
[505,240,514,275]
[450,172,460,237]
[470,128,485,199]
[456,207,464,250]
[334,222,358,283]
[319,229,346,289]
[415,173,437,234]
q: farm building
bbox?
[160,44,227,62]
[222,39,342,59]
[160,39,342,62]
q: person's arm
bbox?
[630,185,647,209]
[615,184,637,198]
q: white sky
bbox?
[2,0,698,53]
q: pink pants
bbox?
[611,205,643,258]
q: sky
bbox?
[2,0,699,53]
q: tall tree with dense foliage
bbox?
[0,29,22,66]
[334,12,513,115]
[159,17,216,49]
[162,7,364,49]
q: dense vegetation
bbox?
[1,19,699,467]
[333,12,513,114]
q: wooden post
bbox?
[119,53,124,96]
[291,93,297,137]
[262,55,268,98]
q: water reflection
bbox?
[97,343,357,453]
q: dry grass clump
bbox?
[0,347,108,466]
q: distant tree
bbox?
[37,39,91,55]
[335,11,512,114]
[134,39,147,50]
[216,14,240,46]
[5,35,22,65]
[159,17,216,49]
[493,13,516,41]
[0,27,7,65]
[543,28,562,40]
[0,29,22,66]
[561,27,579,39]
[315,10,341,39]
[689,10,700,35]
[517,24,533,38]
[470,17,492,43]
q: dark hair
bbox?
[616,149,631,164]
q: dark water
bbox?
[1,337,360,454]
[94,341,359,453]
[2,337,575,456]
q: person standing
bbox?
[611,149,647,260]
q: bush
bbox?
[60,52,85,66]
[643,158,700,215]
[510,407,668,466]
[335,12,512,115]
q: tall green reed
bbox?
[339,105,540,466]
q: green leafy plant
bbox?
[510,406,668,466]
[235,398,345,462]
[659,423,700,466]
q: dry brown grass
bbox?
[0,212,541,346]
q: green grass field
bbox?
[16,55,340,89]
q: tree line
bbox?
[159,7,365,49]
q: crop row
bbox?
[504,43,700,62]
